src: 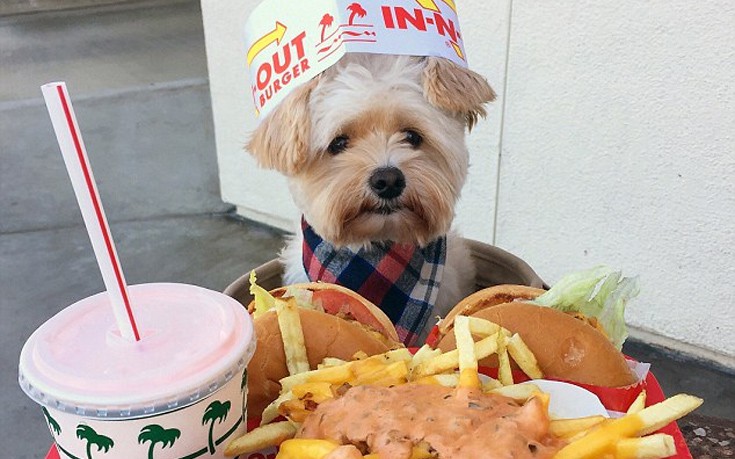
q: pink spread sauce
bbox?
[298,384,564,458]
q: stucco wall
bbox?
[201,0,735,366]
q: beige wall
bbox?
[202,0,735,367]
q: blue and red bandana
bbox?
[301,217,446,346]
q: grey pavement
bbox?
[1,2,733,458]
[1,0,206,102]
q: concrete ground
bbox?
[1,2,733,458]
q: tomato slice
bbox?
[310,290,387,335]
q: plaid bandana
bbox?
[301,217,446,346]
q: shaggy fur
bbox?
[248,53,496,323]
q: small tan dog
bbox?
[248,53,495,344]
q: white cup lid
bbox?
[19,283,255,419]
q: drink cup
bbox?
[19,283,255,459]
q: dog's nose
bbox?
[369,167,406,199]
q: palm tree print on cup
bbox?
[347,3,367,25]
[138,424,181,459]
[319,13,334,42]
[42,407,62,436]
[75,425,114,459]
[202,400,230,455]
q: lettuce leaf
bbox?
[532,266,639,350]
[532,266,613,312]
[598,275,640,349]
[284,286,320,311]
[249,270,276,319]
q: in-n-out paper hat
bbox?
[244,0,467,117]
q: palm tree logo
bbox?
[319,13,334,42]
[202,400,230,455]
[347,3,367,25]
[240,369,248,391]
[42,407,62,436]
[138,424,181,459]
[75,425,114,459]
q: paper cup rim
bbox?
[19,347,251,420]
[18,283,256,419]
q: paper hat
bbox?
[244,0,467,117]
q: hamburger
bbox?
[434,267,641,388]
[247,276,402,417]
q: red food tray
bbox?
[44,369,692,459]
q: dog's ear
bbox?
[247,78,318,175]
[422,57,496,130]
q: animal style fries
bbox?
[226,314,702,459]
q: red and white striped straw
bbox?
[42,82,140,342]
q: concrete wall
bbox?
[201,0,735,366]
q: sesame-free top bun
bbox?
[437,284,546,336]
[436,302,637,388]
[248,308,396,417]
[249,282,400,343]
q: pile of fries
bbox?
[226,303,702,459]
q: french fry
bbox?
[280,364,354,392]
[554,394,703,459]
[275,299,310,375]
[225,421,297,456]
[636,393,703,435]
[414,373,460,387]
[467,316,502,337]
[280,348,412,391]
[506,333,544,380]
[549,416,607,438]
[261,391,295,426]
[278,398,317,423]
[410,441,437,459]
[276,438,340,459]
[351,348,413,372]
[614,433,676,459]
[490,383,541,403]
[292,382,335,403]
[362,445,437,459]
[409,344,442,372]
[455,316,481,389]
[369,347,413,364]
[481,376,503,391]
[626,390,647,414]
[318,357,347,369]
[413,332,500,378]
[352,361,409,386]
[350,357,388,378]
[496,333,513,386]
[352,350,369,360]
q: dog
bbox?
[247,53,496,344]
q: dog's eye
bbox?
[328,135,349,155]
[403,129,423,148]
